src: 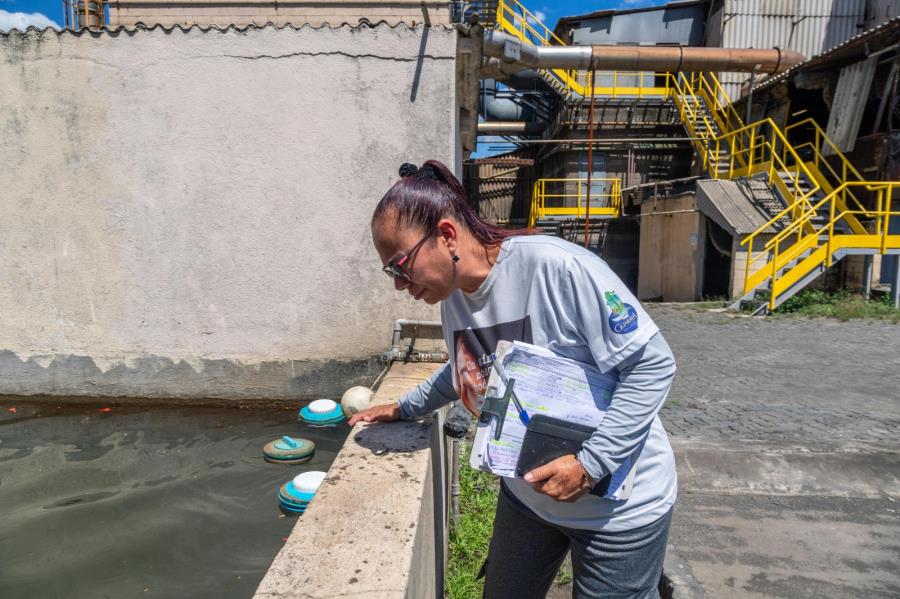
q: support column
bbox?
[892,257,900,309]
[864,255,874,300]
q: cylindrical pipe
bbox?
[585,69,596,249]
[386,319,445,364]
[483,30,804,75]
[450,436,461,526]
[390,319,443,353]
[477,121,546,134]
[892,257,900,309]
[481,79,538,122]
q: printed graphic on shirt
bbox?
[453,317,533,416]
[604,290,639,334]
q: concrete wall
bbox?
[109,0,452,29]
[0,24,455,400]
[253,362,449,599]
[731,233,775,300]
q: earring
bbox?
[452,254,460,263]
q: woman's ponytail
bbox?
[373,160,532,246]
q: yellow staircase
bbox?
[494,0,900,312]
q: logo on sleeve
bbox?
[604,291,639,334]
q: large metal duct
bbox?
[477,121,546,135]
[481,79,542,122]
[483,30,805,75]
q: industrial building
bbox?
[12,0,900,321]
[467,0,900,310]
[2,3,899,598]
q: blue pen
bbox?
[492,360,530,426]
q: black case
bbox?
[515,414,611,497]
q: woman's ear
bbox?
[436,218,458,253]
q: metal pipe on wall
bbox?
[484,137,697,144]
[483,30,805,75]
[585,69,596,250]
[477,121,546,135]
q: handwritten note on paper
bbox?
[472,341,634,500]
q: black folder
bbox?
[515,414,611,497]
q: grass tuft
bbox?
[446,442,499,599]
[774,290,900,323]
[445,444,579,596]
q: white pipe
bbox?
[385,319,446,364]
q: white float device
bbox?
[308,399,338,414]
[293,471,327,497]
[340,386,374,417]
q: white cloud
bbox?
[534,10,547,22]
[0,10,60,32]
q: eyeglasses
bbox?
[382,232,431,282]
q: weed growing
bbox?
[774,290,900,322]
[446,442,573,597]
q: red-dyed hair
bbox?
[372,160,533,246]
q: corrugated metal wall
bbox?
[463,156,534,225]
[718,0,868,100]
[866,0,900,29]
[567,4,708,46]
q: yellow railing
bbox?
[745,182,900,309]
[495,0,671,98]
[499,0,897,310]
[529,178,622,227]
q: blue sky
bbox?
[0,0,660,31]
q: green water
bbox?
[0,400,347,599]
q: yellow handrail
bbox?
[530,178,621,226]
[498,0,895,308]
[752,181,900,309]
[496,0,671,98]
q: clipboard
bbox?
[469,340,636,501]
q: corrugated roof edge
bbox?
[0,20,455,39]
[751,16,900,93]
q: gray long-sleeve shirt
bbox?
[398,235,677,532]
[399,333,675,482]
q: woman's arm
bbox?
[348,362,457,427]
[523,333,675,501]
[397,361,457,419]
[576,332,676,483]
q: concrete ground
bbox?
[550,305,899,598]
[658,305,899,598]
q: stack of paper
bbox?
[468,340,635,501]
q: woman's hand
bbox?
[347,403,401,427]
[523,454,593,502]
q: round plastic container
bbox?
[277,470,326,514]
[299,399,346,425]
[262,436,316,464]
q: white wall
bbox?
[0,24,456,399]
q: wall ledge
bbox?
[254,361,446,599]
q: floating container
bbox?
[340,385,374,418]
[277,470,326,514]
[262,436,316,464]
[299,399,346,426]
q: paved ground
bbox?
[656,305,900,598]
[549,305,899,599]
[656,305,900,446]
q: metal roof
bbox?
[695,179,780,235]
[751,16,900,93]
